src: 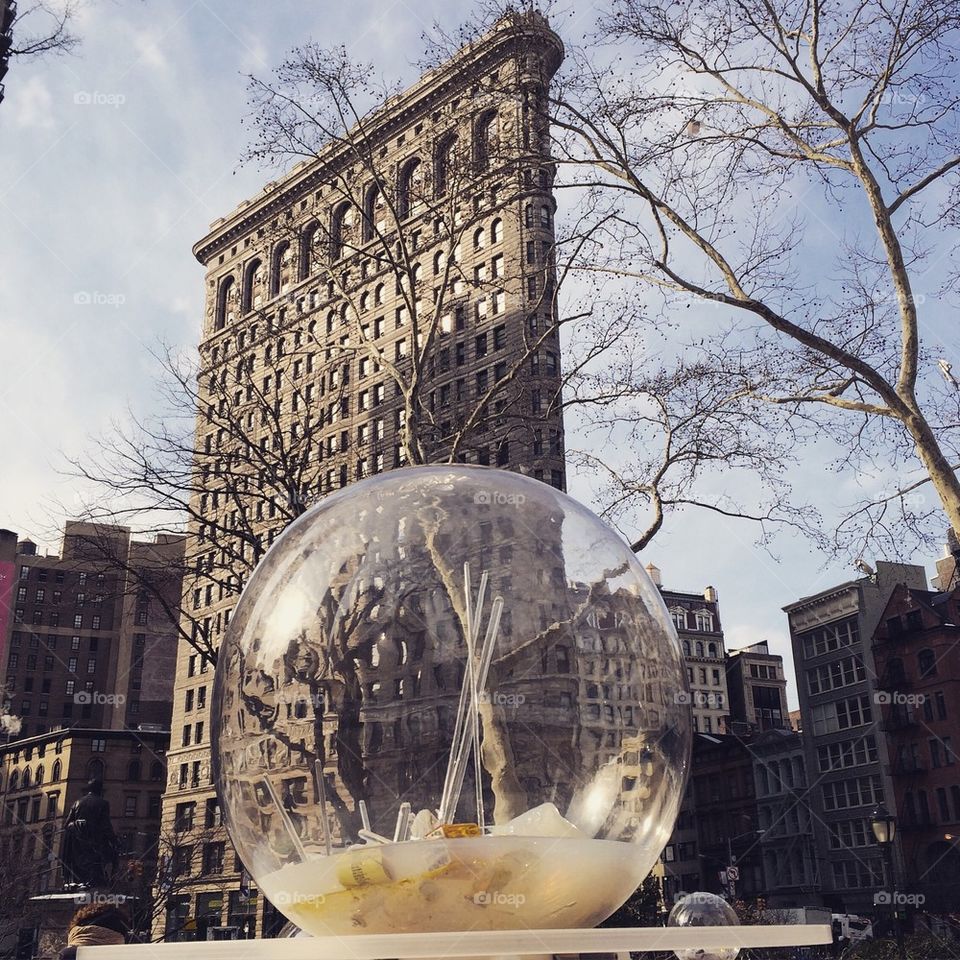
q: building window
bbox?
[202,841,225,875]
[918,649,937,677]
[124,796,137,818]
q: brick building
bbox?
[872,582,960,914]
[1,523,184,740]
[726,640,790,733]
[0,726,169,957]
[157,11,569,938]
[784,561,927,914]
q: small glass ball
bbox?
[668,892,741,960]
[212,466,691,935]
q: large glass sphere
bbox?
[668,892,740,960]
[212,465,690,936]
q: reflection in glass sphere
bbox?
[211,465,691,935]
[669,892,740,960]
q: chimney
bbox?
[704,585,718,602]
[645,563,662,587]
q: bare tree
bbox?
[8,1,78,58]
[64,25,637,665]
[545,0,960,558]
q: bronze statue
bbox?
[61,779,119,888]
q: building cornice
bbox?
[193,13,564,266]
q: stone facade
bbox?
[157,11,568,939]
[784,561,927,914]
[1,522,184,739]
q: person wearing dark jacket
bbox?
[59,903,130,960]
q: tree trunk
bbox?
[902,410,960,542]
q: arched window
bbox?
[215,275,236,331]
[242,258,265,313]
[398,157,423,220]
[87,758,104,781]
[359,291,370,312]
[707,642,717,657]
[695,641,704,657]
[473,226,486,251]
[128,760,141,781]
[9,770,19,791]
[35,765,43,786]
[22,769,30,789]
[682,640,691,656]
[474,109,498,168]
[363,183,385,241]
[150,761,163,782]
[435,133,457,196]
[434,250,446,275]
[271,241,292,296]
[330,201,355,261]
[298,222,322,280]
[491,218,503,244]
[918,649,937,677]
[374,283,384,306]
[52,760,61,781]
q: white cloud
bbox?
[11,75,55,129]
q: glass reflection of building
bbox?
[215,476,686,863]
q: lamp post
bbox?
[870,804,907,960]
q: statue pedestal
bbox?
[75,924,832,959]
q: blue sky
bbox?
[0,0,951,709]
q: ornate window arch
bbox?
[330,201,355,261]
[271,240,292,296]
[215,275,237,331]
[242,258,265,313]
[299,221,322,280]
[435,132,458,196]
[363,183,385,242]
[398,157,423,220]
[491,218,503,244]
[35,765,43,786]
[474,109,498,168]
[52,760,62,781]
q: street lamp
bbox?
[870,804,897,845]
[870,805,906,960]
